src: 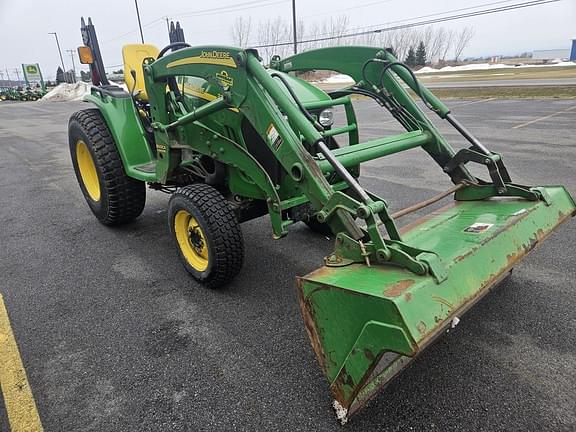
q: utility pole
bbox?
[291,0,297,54]
[134,0,145,43]
[48,32,66,71]
[66,49,77,76]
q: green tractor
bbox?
[69,18,574,422]
[4,87,20,101]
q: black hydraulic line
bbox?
[361,58,386,89]
[379,61,436,111]
[270,73,371,204]
[271,72,324,131]
[339,87,418,131]
[379,60,493,156]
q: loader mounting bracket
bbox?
[456,181,545,202]
[326,233,448,283]
[444,148,512,194]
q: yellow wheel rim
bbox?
[76,139,101,202]
[174,210,209,272]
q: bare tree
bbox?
[453,26,475,61]
[257,17,290,63]
[231,17,252,48]
[328,15,350,46]
[247,16,473,65]
[427,28,445,63]
[439,29,455,62]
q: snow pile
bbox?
[322,73,354,84]
[416,63,510,74]
[416,61,576,74]
[41,82,91,102]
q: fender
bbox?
[84,89,156,181]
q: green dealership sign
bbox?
[21,63,45,90]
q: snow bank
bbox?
[416,61,576,74]
[322,73,354,84]
[41,82,91,102]
[40,81,129,102]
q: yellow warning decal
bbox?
[167,51,237,69]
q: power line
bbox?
[101,0,287,44]
[175,0,287,17]
[253,0,562,48]
[306,0,522,36]
[301,0,397,19]
[272,0,523,44]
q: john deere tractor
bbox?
[69,18,574,422]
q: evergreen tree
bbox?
[405,47,416,67]
[415,41,427,66]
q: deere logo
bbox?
[216,70,234,88]
[200,50,231,60]
[26,65,38,74]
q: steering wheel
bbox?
[157,42,191,59]
[157,43,191,99]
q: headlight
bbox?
[318,109,334,127]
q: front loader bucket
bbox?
[297,186,575,423]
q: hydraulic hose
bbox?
[270,73,324,131]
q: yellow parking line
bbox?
[0,294,43,432]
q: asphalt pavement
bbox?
[0,98,575,431]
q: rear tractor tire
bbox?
[168,184,244,289]
[68,109,146,225]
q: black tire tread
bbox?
[69,109,145,225]
[170,184,244,288]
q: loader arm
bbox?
[139,45,574,422]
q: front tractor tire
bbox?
[168,184,244,289]
[68,109,146,225]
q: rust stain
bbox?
[364,349,376,361]
[454,246,479,263]
[308,265,335,279]
[384,279,415,297]
[404,292,413,302]
[296,278,329,374]
[417,321,427,335]
[331,367,356,406]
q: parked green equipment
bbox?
[69,18,575,423]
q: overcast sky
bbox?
[0,0,574,80]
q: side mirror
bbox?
[77,46,94,64]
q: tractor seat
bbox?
[122,44,159,101]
